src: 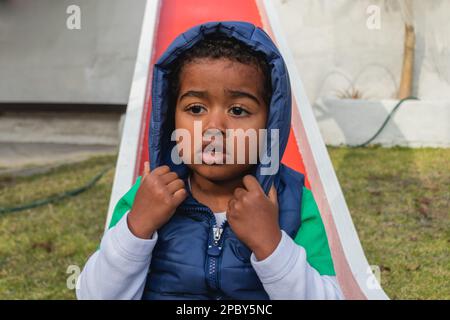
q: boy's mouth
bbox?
[200,150,227,165]
[198,142,228,165]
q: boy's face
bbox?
[174,58,269,182]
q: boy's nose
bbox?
[202,110,227,134]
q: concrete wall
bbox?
[273,0,450,102]
[313,98,450,147]
[5,0,448,105]
[0,0,146,104]
[0,111,124,145]
[1,0,448,148]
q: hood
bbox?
[149,21,292,194]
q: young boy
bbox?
[77,21,343,300]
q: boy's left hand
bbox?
[227,175,281,261]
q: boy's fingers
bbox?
[160,171,178,185]
[227,198,237,214]
[152,165,170,176]
[142,161,150,180]
[167,179,185,194]
[143,161,150,178]
[268,184,278,206]
[233,187,247,199]
[242,175,263,193]
[172,188,187,206]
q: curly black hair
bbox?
[168,34,272,108]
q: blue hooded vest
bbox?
[142,21,305,300]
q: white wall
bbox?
[0,112,123,145]
[2,0,449,105]
[0,0,146,104]
[273,0,450,102]
[313,98,450,147]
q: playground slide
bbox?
[106,0,388,300]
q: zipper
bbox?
[214,220,228,296]
[181,205,227,292]
[206,221,227,291]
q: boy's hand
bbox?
[127,162,187,239]
[226,175,281,261]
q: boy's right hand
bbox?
[127,162,187,239]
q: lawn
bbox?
[328,146,449,300]
[0,147,448,299]
[0,155,115,299]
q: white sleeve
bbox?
[250,230,344,300]
[76,212,158,300]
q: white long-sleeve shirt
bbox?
[76,211,343,300]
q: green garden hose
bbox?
[351,96,419,148]
[0,165,113,215]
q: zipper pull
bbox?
[213,225,223,244]
[208,225,224,256]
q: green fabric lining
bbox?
[294,187,336,276]
[108,176,142,229]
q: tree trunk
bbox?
[398,23,415,99]
[397,0,415,99]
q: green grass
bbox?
[328,146,450,300]
[0,155,116,299]
[0,147,448,299]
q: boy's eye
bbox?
[229,106,249,116]
[186,105,206,115]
